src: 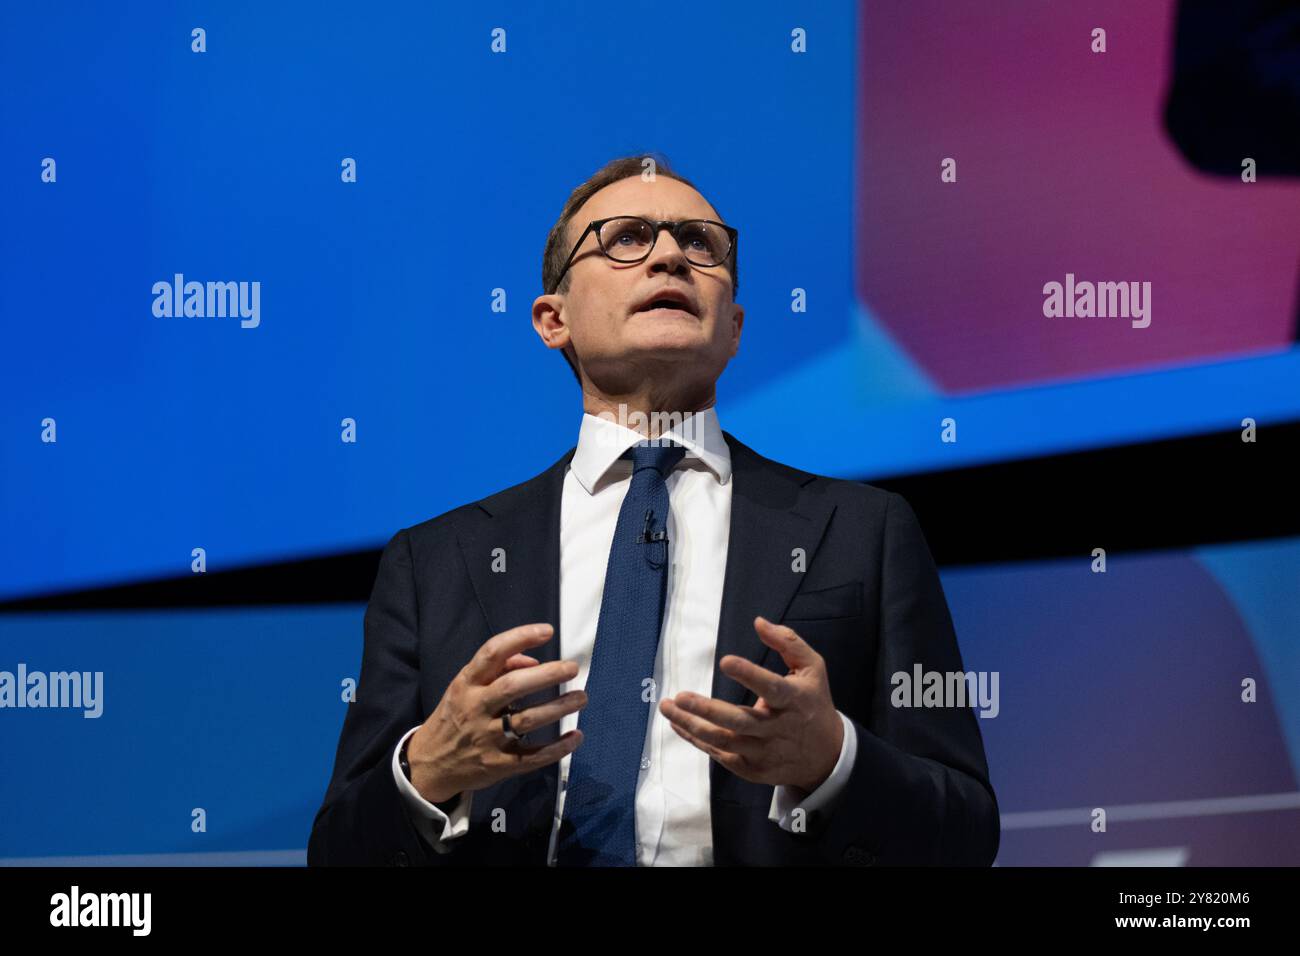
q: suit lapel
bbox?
[458,447,575,749]
[452,447,574,856]
[712,431,837,711]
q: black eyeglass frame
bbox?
[550,216,738,294]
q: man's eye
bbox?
[679,227,709,249]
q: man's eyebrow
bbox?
[629,214,712,222]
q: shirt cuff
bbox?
[768,710,858,832]
[392,724,473,852]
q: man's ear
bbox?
[728,302,745,357]
[531,293,571,352]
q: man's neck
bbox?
[581,389,716,439]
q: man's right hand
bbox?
[405,623,586,804]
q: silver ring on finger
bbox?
[502,704,527,743]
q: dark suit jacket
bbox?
[307,431,999,866]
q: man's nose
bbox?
[646,227,690,273]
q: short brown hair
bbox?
[540,153,739,382]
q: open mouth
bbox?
[635,297,698,317]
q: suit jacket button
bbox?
[393,850,410,866]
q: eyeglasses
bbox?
[551,216,738,293]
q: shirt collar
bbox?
[570,405,732,495]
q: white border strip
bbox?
[1002,791,1300,830]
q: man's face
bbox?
[533,175,744,397]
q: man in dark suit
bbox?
[308,155,999,866]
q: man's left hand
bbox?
[658,615,844,795]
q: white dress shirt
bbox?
[392,406,859,864]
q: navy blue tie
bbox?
[556,440,687,866]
